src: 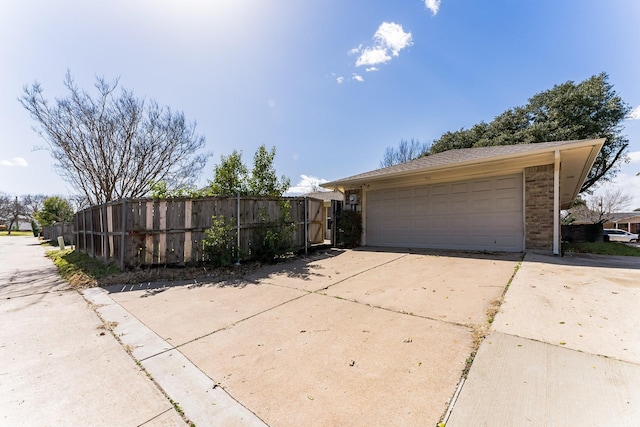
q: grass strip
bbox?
[46,249,121,289]
[563,241,640,256]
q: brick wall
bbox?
[524,164,555,251]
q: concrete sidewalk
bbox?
[446,252,640,426]
[0,236,186,426]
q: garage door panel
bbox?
[432,185,448,196]
[382,190,396,201]
[398,189,413,199]
[451,200,469,212]
[495,195,520,210]
[451,182,469,194]
[496,176,519,189]
[414,186,430,197]
[431,198,449,212]
[472,198,493,211]
[366,174,523,252]
[473,180,492,192]
[431,216,449,228]
[450,216,469,229]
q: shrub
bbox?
[336,209,362,248]
[203,215,238,267]
[251,201,296,263]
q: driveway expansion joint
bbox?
[316,253,409,292]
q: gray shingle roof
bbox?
[323,139,600,187]
[606,212,640,222]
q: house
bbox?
[604,213,640,234]
[322,138,605,255]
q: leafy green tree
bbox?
[208,145,289,197]
[430,73,631,192]
[247,145,290,196]
[149,180,202,199]
[34,196,74,227]
[208,150,249,196]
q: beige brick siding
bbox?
[524,164,555,251]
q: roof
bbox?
[606,212,640,223]
[304,191,344,202]
[322,138,605,209]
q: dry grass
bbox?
[46,248,265,289]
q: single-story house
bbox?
[604,213,640,234]
[322,138,605,255]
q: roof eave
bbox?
[322,139,606,192]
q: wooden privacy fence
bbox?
[74,196,325,270]
[43,222,74,245]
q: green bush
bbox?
[31,220,40,237]
[203,215,238,267]
[336,209,362,248]
[251,201,296,263]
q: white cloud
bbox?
[348,44,362,55]
[423,0,441,15]
[628,106,640,120]
[628,150,640,163]
[365,67,379,72]
[375,22,413,56]
[356,47,391,67]
[0,157,28,167]
[336,76,345,84]
[355,22,412,67]
[287,175,329,195]
[352,73,364,82]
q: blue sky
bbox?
[1,0,639,208]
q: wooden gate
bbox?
[307,197,324,244]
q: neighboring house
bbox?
[304,191,344,241]
[0,215,32,231]
[322,138,604,255]
[604,213,640,234]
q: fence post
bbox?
[304,197,308,255]
[102,203,108,262]
[120,199,127,271]
[89,207,95,258]
[236,192,241,265]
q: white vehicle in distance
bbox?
[603,229,639,242]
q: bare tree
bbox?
[22,194,47,217]
[68,194,91,212]
[0,193,38,234]
[569,188,633,223]
[20,71,209,205]
[0,193,12,230]
[380,138,430,168]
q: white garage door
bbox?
[366,174,524,252]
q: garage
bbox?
[366,174,523,251]
[323,139,605,254]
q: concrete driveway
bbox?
[446,252,640,426]
[93,248,521,426]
